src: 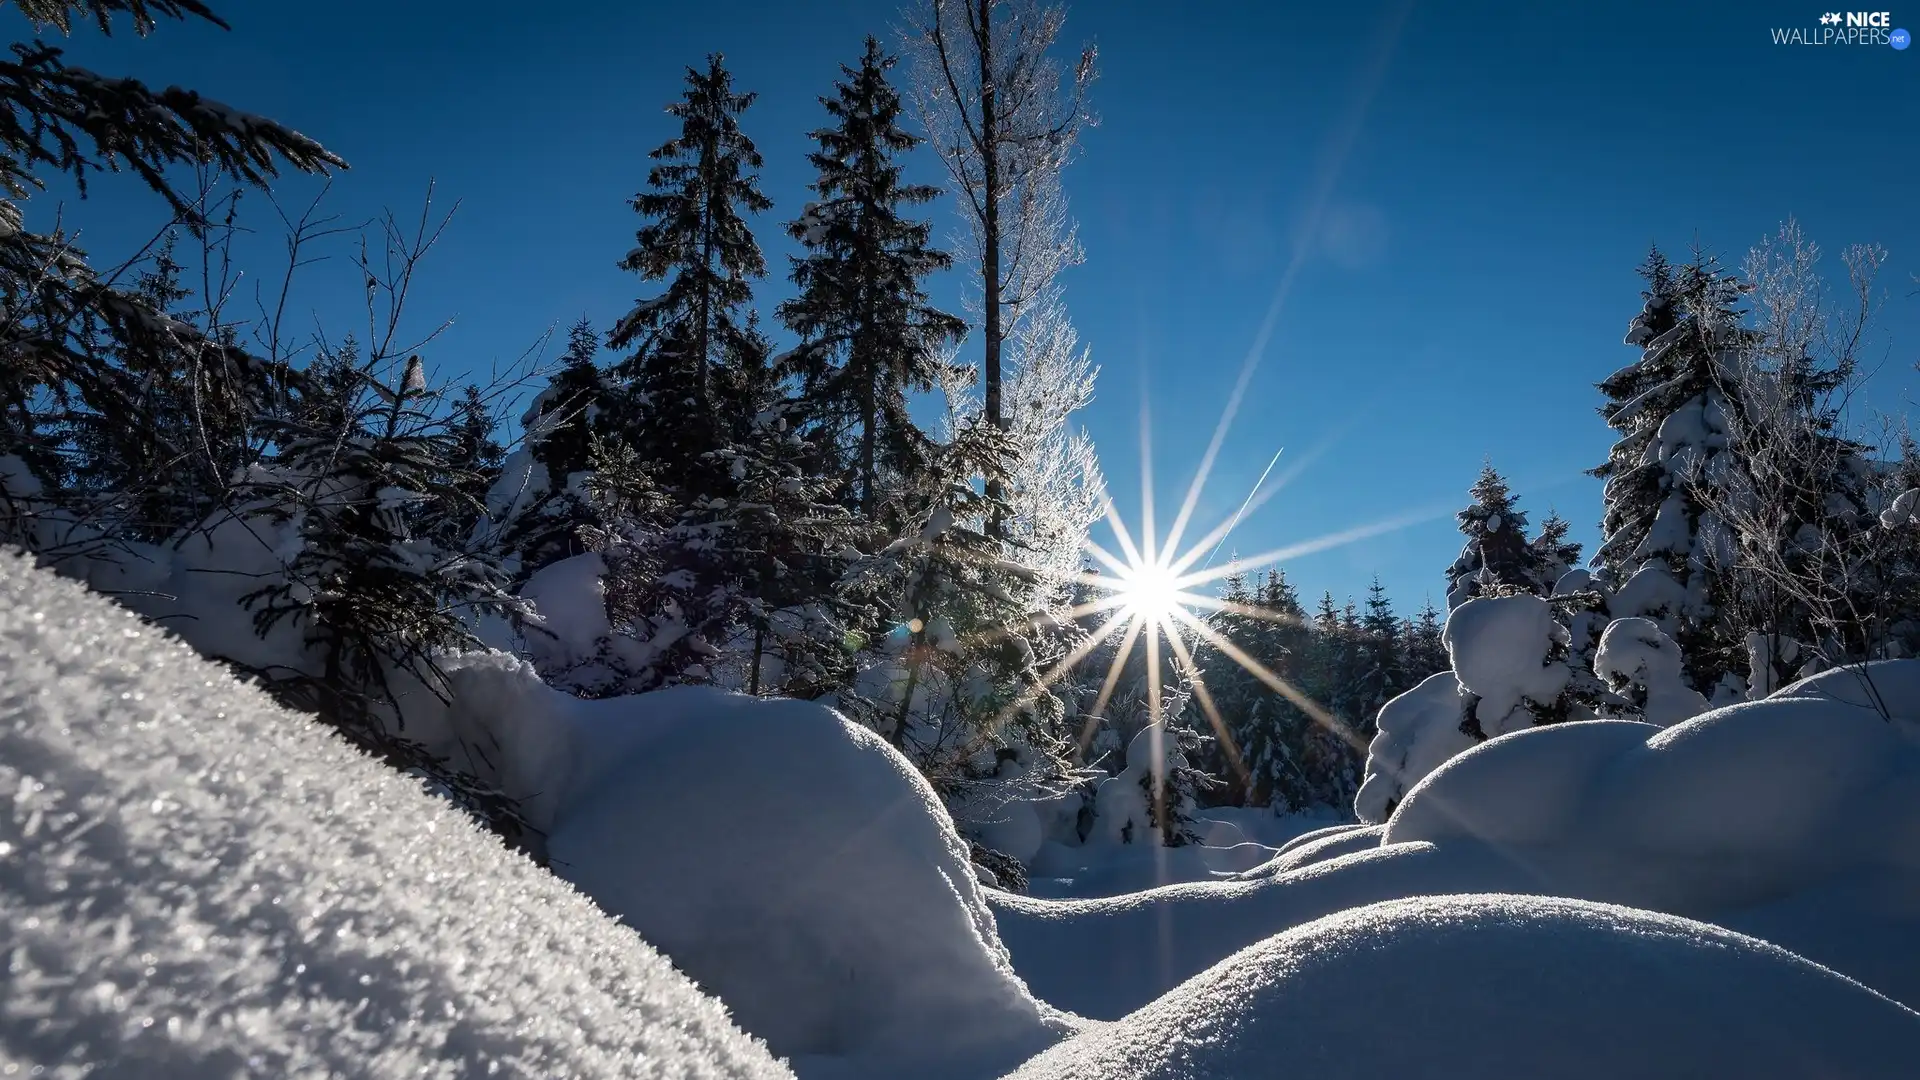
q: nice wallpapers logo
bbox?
[1771,11,1911,46]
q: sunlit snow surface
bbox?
[0,550,791,1080]
[1005,894,1919,1080]
[10,546,1920,1080]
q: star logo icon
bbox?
[1821,11,1842,23]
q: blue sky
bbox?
[31,0,1920,619]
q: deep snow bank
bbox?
[1005,894,1920,1080]
[994,675,1920,1018]
[540,687,1074,1079]
[0,551,791,1080]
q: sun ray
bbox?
[1179,593,1316,629]
[1173,505,1456,593]
[1138,394,1158,569]
[1144,614,1167,833]
[1080,614,1145,754]
[1101,495,1148,574]
[991,606,1137,730]
[1163,624,1249,790]
[1173,419,1357,579]
[1171,606,1369,755]
[1082,539,1134,579]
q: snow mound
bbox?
[1005,894,1920,1080]
[1774,660,1920,727]
[994,676,1920,1017]
[1386,699,1920,914]
[543,688,1073,1079]
[0,551,791,1080]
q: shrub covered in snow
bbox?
[1594,616,1709,726]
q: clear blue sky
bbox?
[32,0,1920,618]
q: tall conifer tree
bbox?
[780,37,966,519]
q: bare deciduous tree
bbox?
[902,0,1096,529]
[1695,218,1892,698]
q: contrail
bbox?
[1202,444,1286,573]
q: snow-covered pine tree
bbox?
[778,36,966,522]
[591,55,804,690]
[1589,246,1751,694]
[488,318,606,582]
[1444,463,1544,609]
[1528,510,1584,595]
[230,355,523,837]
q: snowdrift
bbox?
[0,551,791,1079]
[541,687,1076,1080]
[1006,894,1920,1080]
[994,675,1920,1019]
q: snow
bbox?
[1442,594,1570,731]
[1354,671,1473,824]
[1595,616,1709,725]
[519,551,613,668]
[1774,660,1920,726]
[1609,560,1689,620]
[0,551,792,1080]
[1880,487,1920,529]
[1087,725,1185,847]
[18,514,1920,1078]
[993,671,1920,1021]
[1004,894,1920,1080]
[540,687,1077,1080]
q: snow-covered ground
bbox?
[1007,894,1918,1080]
[0,551,792,1080]
[7,551,1920,1078]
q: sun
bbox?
[1115,559,1185,621]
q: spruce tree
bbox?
[1528,510,1584,595]
[1589,247,1749,692]
[1403,596,1449,679]
[779,37,965,519]
[1445,463,1544,609]
[433,383,503,548]
[233,355,522,837]
[608,52,772,465]
[493,318,606,581]
[1352,577,1405,735]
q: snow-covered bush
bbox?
[1086,723,1210,847]
[1353,671,1473,824]
[1445,594,1573,734]
[1595,616,1709,726]
[1355,594,1585,823]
